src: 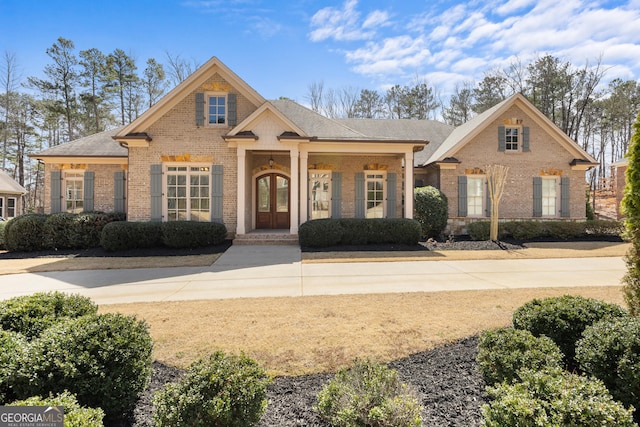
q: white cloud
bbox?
[495,0,537,16]
[308,0,384,42]
[362,10,391,29]
[346,36,431,76]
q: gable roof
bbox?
[32,127,127,159]
[0,170,27,194]
[115,57,265,139]
[422,93,598,166]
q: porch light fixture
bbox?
[269,154,274,168]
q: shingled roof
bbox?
[0,170,26,194]
[32,127,128,158]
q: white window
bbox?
[467,177,484,217]
[365,172,385,218]
[207,93,227,125]
[309,171,331,219]
[7,197,16,218]
[505,127,520,151]
[64,171,84,213]
[542,178,558,216]
[166,165,210,221]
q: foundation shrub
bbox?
[336,218,370,245]
[299,219,343,247]
[153,351,270,427]
[512,295,628,370]
[69,211,124,248]
[477,327,563,386]
[9,392,104,427]
[0,291,97,340]
[17,313,153,423]
[0,330,27,404]
[482,367,636,427]
[0,221,6,249]
[576,317,640,419]
[316,358,422,427]
[468,221,491,241]
[43,212,76,249]
[542,221,584,240]
[585,219,624,237]
[414,186,448,239]
[4,214,48,252]
[160,221,227,248]
[100,221,163,251]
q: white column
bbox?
[404,151,414,219]
[236,147,246,234]
[289,148,299,234]
[299,150,308,225]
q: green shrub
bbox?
[0,330,27,404]
[153,351,270,427]
[4,214,48,252]
[414,186,448,238]
[299,219,344,247]
[9,392,104,427]
[576,317,640,418]
[0,220,7,249]
[0,291,97,340]
[17,313,153,423]
[468,221,491,240]
[512,295,628,370]
[43,212,76,249]
[69,211,121,248]
[543,220,584,240]
[160,221,227,248]
[100,221,163,251]
[477,327,563,386]
[316,358,422,427]
[585,219,624,237]
[482,367,636,427]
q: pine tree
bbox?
[622,111,640,315]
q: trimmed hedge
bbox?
[316,358,422,427]
[576,317,640,419]
[477,327,563,386]
[0,330,27,404]
[100,221,163,251]
[414,186,448,238]
[161,221,227,248]
[0,220,7,249]
[0,291,98,340]
[4,214,48,252]
[299,218,421,248]
[482,367,636,427]
[468,219,623,241]
[153,351,270,427]
[9,392,104,427]
[512,295,628,370]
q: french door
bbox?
[256,173,290,229]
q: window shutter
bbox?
[114,171,125,213]
[498,126,506,152]
[522,126,530,152]
[533,177,542,217]
[485,180,491,217]
[84,171,94,212]
[386,173,397,218]
[355,172,365,218]
[227,93,237,126]
[331,172,342,218]
[211,165,224,223]
[458,175,468,217]
[51,171,62,213]
[560,177,570,217]
[150,164,163,222]
[195,93,204,126]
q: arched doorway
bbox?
[256,173,290,229]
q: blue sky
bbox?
[1,0,639,104]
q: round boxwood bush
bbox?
[414,186,448,239]
[160,221,227,248]
[477,327,563,386]
[316,358,422,427]
[153,351,271,427]
[299,219,344,247]
[43,212,76,249]
[9,392,104,427]
[0,330,27,404]
[17,313,153,423]
[482,367,636,426]
[0,291,98,340]
[4,214,48,252]
[512,295,627,370]
[576,317,640,418]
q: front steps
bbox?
[233,231,299,246]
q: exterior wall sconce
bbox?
[269,155,274,168]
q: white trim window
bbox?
[166,165,211,221]
[467,176,485,217]
[7,197,16,218]
[64,171,84,213]
[207,93,227,125]
[309,171,331,219]
[505,127,520,151]
[365,172,386,219]
[542,177,558,216]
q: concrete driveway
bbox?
[0,245,626,305]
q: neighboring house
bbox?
[613,158,627,219]
[0,170,27,219]
[32,57,597,238]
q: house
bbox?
[0,170,27,220]
[32,57,597,238]
[612,158,627,219]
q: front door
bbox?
[256,173,290,229]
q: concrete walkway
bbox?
[0,245,626,305]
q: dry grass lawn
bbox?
[100,286,627,377]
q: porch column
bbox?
[236,147,246,234]
[404,151,414,219]
[299,150,308,225]
[290,148,299,234]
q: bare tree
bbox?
[306,81,324,113]
[485,164,509,241]
[443,82,475,126]
[164,51,199,87]
[1,51,22,170]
